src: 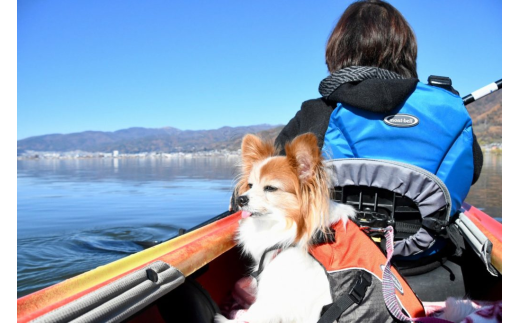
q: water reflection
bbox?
[17,156,241,183]
[17,156,242,297]
[465,152,502,219]
[17,157,242,240]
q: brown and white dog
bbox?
[216,133,356,323]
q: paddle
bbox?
[463,79,502,105]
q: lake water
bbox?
[464,152,502,220]
[17,153,501,298]
[17,157,240,298]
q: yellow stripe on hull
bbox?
[18,212,241,322]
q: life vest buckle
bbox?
[348,271,373,304]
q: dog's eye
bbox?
[248,183,253,189]
[264,185,278,192]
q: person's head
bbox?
[325,0,417,78]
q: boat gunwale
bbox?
[17,211,241,323]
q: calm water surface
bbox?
[17,157,239,298]
[465,152,502,219]
[17,153,501,298]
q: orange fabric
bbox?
[310,220,425,318]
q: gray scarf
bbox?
[318,66,405,97]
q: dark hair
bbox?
[325,0,417,78]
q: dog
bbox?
[216,133,356,323]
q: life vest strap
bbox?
[250,244,288,280]
[318,270,372,323]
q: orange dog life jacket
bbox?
[310,220,425,322]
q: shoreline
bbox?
[17,150,242,160]
[17,147,502,160]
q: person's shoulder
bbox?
[301,97,337,110]
[295,98,337,126]
[416,81,464,105]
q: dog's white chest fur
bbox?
[243,248,332,323]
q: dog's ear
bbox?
[241,134,276,167]
[285,133,322,182]
[238,134,276,194]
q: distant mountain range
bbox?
[18,89,501,154]
[465,88,502,145]
[17,124,284,154]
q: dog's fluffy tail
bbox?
[328,200,356,227]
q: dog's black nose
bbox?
[237,195,249,207]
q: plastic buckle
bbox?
[428,75,452,87]
[356,211,393,228]
[427,75,459,95]
[422,218,447,232]
[348,271,372,304]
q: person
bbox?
[271,0,486,303]
[274,0,483,186]
[225,1,492,315]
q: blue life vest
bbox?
[323,82,474,216]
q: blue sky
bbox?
[17,0,502,140]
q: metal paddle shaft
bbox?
[462,79,502,105]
